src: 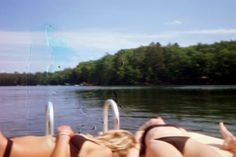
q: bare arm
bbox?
[127,130,142,157]
[127,146,140,157]
[51,125,74,157]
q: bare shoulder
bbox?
[84,146,112,157]
[98,146,113,157]
[81,141,112,157]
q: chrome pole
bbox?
[45,101,54,136]
[103,99,120,132]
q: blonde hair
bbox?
[93,130,137,157]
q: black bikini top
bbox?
[4,138,13,157]
[70,134,97,157]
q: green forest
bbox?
[0,40,236,86]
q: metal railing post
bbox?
[103,99,120,132]
[45,101,54,136]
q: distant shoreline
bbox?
[0,41,236,86]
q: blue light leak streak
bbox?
[44,24,76,73]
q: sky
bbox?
[0,0,236,73]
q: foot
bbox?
[219,122,236,152]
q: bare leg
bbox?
[184,138,222,157]
[219,122,236,154]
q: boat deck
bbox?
[189,132,233,157]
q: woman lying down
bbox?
[1,117,236,157]
[0,126,137,157]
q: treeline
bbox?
[0,40,236,86]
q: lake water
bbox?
[0,85,236,138]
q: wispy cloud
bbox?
[165,20,183,25]
[1,28,236,51]
[0,28,236,72]
[183,29,236,35]
[0,31,44,46]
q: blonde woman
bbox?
[0,126,138,157]
[51,125,138,157]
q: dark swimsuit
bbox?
[3,138,13,157]
[70,134,96,157]
[140,124,190,156]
